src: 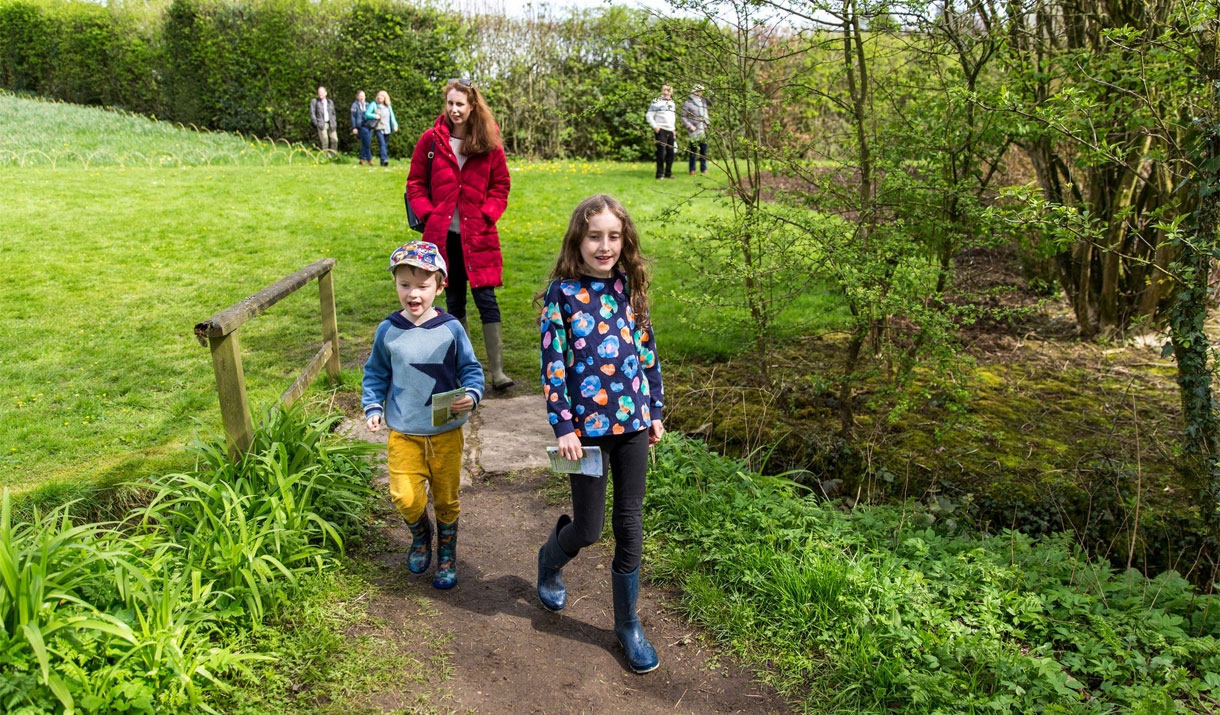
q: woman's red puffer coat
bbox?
[405,114,511,289]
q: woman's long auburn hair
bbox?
[444,80,501,156]
[539,194,652,327]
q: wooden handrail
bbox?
[194,258,336,344]
[195,259,341,456]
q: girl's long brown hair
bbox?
[444,80,501,156]
[540,194,652,327]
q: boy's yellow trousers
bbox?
[386,428,463,524]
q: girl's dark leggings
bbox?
[556,429,650,575]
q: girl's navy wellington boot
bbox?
[537,514,575,611]
[611,566,659,673]
[404,514,433,574]
[433,519,459,589]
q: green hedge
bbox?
[0,0,159,112]
[0,0,462,152]
[160,0,464,150]
[0,1,50,95]
[0,0,689,159]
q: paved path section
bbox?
[341,393,553,486]
[469,394,556,474]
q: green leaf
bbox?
[46,671,75,714]
[20,622,51,684]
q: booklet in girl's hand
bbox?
[431,388,469,427]
[546,446,603,477]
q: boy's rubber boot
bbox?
[433,519,459,589]
[537,514,575,611]
[459,317,469,335]
[612,566,659,673]
[404,514,433,574]
[482,322,515,390]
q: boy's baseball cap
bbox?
[387,240,447,277]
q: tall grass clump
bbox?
[0,406,377,714]
[645,436,1220,714]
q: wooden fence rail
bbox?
[194,258,340,455]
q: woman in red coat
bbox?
[406,78,514,389]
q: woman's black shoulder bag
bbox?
[405,140,436,233]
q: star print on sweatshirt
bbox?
[362,310,484,435]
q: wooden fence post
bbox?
[318,269,341,381]
[195,258,338,459]
[208,331,254,456]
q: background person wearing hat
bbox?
[362,240,485,590]
[682,85,710,175]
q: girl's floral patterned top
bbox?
[539,273,663,439]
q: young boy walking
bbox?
[363,241,484,589]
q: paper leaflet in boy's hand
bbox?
[431,388,468,427]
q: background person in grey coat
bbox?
[310,86,338,152]
[682,85,709,175]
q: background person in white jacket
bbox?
[645,84,676,180]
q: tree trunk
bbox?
[839,328,865,438]
[1169,16,1220,536]
[1175,121,1220,540]
[1005,1,1180,337]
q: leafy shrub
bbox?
[0,0,159,111]
[328,0,464,157]
[645,435,1220,714]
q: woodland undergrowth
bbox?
[645,435,1220,714]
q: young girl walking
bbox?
[534,194,665,674]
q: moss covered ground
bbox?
[662,248,1206,583]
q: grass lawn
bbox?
[0,94,847,493]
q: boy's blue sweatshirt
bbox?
[362,310,484,435]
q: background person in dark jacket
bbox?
[309,86,338,152]
[350,90,373,166]
[405,78,514,390]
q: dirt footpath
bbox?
[342,394,793,714]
